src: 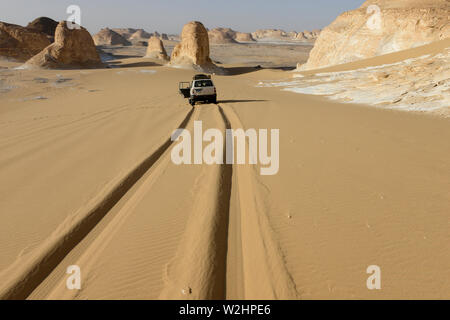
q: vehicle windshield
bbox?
[194,80,213,88]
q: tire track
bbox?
[158,106,233,300]
[0,107,195,300]
[2,102,298,300]
[218,103,298,299]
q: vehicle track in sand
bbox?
[2,102,298,300]
[0,107,196,300]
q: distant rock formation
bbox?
[111,28,138,39]
[145,36,169,61]
[130,29,152,41]
[93,28,131,46]
[208,28,237,44]
[108,28,170,44]
[234,32,255,42]
[0,21,51,61]
[168,34,180,41]
[170,21,222,73]
[26,21,102,69]
[26,17,58,41]
[287,31,298,39]
[250,28,320,42]
[295,29,321,41]
[252,29,288,40]
[301,0,450,70]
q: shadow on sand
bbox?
[108,61,163,68]
[217,99,267,104]
[224,66,263,76]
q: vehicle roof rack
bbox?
[193,74,211,80]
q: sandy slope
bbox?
[0,45,449,299]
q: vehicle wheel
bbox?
[189,99,195,106]
[212,97,217,104]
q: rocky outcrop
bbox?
[145,36,169,61]
[0,22,51,61]
[26,21,102,69]
[208,28,237,44]
[301,0,450,70]
[93,28,131,46]
[252,29,288,40]
[170,21,221,73]
[111,28,138,40]
[130,29,152,41]
[250,28,320,42]
[26,17,58,41]
[296,29,321,41]
[160,33,169,40]
[234,32,255,42]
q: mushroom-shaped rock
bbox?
[25,21,102,69]
[170,21,212,67]
[145,36,169,61]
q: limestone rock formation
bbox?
[287,31,298,39]
[170,21,221,73]
[26,21,102,68]
[93,28,131,46]
[208,28,237,44]
[301,0,450,70]
[0,22,51,61]
[26,17,58,41]
[145,36,169,61]
[252,29,288,40]
[130,29,152,41]
[234,32,255,42]
[111,28,138,40]
[295,30,321,41]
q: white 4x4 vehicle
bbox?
[179,74,217,106]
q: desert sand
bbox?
[0,33,449,299]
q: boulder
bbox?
[25,21,102,68]
[0,21,51,61]
[301,0,450,70]
[145,36,169,61]
[93,28,131,46]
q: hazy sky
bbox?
[0,0,364,34]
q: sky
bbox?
[0,0,364,34]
